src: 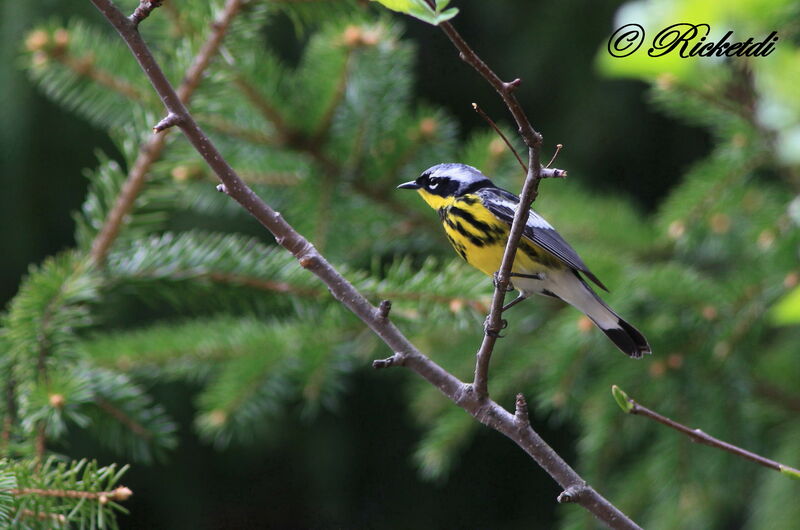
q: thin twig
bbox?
[90,2,640,527]
[472,102,527,173]
[232,73,434,227]
[10,486,133,502]
[90,0,244,264]
[612,386,800,480]
[51,47,151,102]
[95,397,153,440]
[546,144,563,169]
[421,6,551,401]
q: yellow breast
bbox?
[432,193,558,277]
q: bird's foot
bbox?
[492,272,515,292]
[484,316,508,338]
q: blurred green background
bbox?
[0,0,709,306]
[3,0,799,528]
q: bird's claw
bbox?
[484,317,508,338]
[492,272,514,292]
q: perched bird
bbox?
[398,163,651,358]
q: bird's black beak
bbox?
[397,180,420,190]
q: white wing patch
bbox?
[526,210,553,230]
[492,197,554,230]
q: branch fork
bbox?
[514,393,531,429]
[503,78,521,92]
[372,354,405,369]
[376,299,392,321]
[558,484,590,504]
[153,112,182,132]
[129,1,163,26]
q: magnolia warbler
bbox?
[398,163,651,358]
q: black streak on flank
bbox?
[449,206,495,236]
[446,234,468,260]
[444,216,487,248]
[456,220,487,248]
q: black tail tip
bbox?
[603,319,651,359]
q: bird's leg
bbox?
[492,272,515,292]
[501,272,538,312]
[501,293,527,313]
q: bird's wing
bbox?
[477,187,609,291]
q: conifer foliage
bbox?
[4,0,800,527]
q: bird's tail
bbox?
[554,271,651,358]
[600,314,651,359]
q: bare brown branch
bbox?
[613,386,800,480]
[419,8,550,400]
[89,1,640,527]
[52,48,150,102]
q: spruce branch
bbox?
[380,121,433,183]
[94,397,152,441]
[34,425,46,466]
[90,2,640,527]
[205,272,323,299]
[10,486,132,502]
[161,1,188,36]
[17,508,67,524]
[230,60,433,227]
[89,0,244,264]
[27,29,151,102]
[310,47,355,144]
[4,458,132,526]
[199,113,280,146]
[233,75,295,144]
[1,378,15,449]
[612,386,800,480]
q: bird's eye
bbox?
[428,178,439,190]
